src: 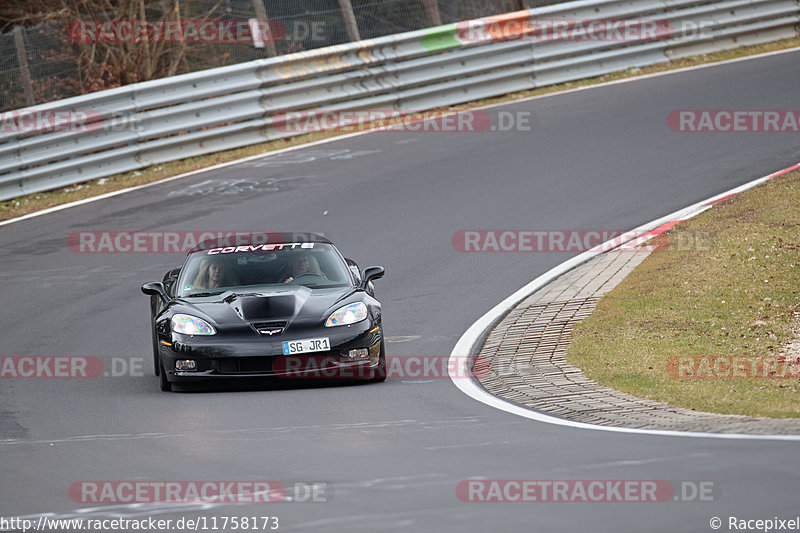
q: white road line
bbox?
[449,162,800,441]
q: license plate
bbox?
[282,338,330,355]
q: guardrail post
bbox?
[13,27,35,107]
[338,0,361,42]
[422,0,443,27]
[250,0,278,57]
[796,0,800,37]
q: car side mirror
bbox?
[359,266,385,290]
[141,281,170,303]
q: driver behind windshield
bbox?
[193,257,239,289]
[281,252,324,283]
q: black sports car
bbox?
[141,233,386,391]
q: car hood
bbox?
[175,286,357,327]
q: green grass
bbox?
[567,171,800,418]
[2,36,799,222]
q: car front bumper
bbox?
[159,322,382,382]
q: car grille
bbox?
[216,357,274,374]
[252,321,286,336]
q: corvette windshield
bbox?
[177,242,353,296]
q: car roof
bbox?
[189,232,333,253]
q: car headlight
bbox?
[171,314,216,335]
[325,302,368,327]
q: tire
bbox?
[159,356,172,392]
[370,340,387,382]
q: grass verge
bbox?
[567,170,800,418]
[2,36,799,223]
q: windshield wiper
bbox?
[184,291,224,298]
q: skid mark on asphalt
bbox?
[549,452,714,472]
[331,473,446,492]
[0,417,487,446]
[0,265,163,288]
[0,432,180,445]
[5,502,217,524]
[290,505,469,532]
[425,440,510,450]
[166,176,313,197]
[243,149,381,167]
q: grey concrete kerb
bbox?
[474,247,800,435]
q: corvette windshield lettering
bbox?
[206,242,314,255]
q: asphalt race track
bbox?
[1,50,799,532]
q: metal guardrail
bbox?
[0,0,798,201]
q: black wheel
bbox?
[159,356,172,392]
[370,340,386,382]
[151,321,160,376]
